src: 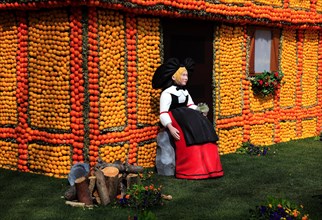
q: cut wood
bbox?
[102,166,119,177]
[88,176,96,194]
[123,162,144,173]
[75,176,93,206]
[96,161,144,173]
[102,167,120,201]
[126,173,140,189]
[65,200,94,208]
[64,185,77,201]
[118,173,127,197]
[65,200,86,208]
[95,169,110,205]
[161,194,173,200]
[93,190,101,205]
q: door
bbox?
[162,18,215,123]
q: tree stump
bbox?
[64,185,77,201]
[118,173,127,197]
[75,176,93,206]
[95,169,110,205]
[126,173,141,189]
[96,161,144,173]
[88,175,96,195]
[102,166,120,201]
[93,190,101,205]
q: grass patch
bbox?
[0,138,321,220]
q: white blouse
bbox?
[159,85,197,127]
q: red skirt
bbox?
[170,112,224,180]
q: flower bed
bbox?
[249,197,310,220]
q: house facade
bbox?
[0,0,321,177]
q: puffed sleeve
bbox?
[159,91,172,127]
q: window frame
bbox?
[249,26,281,76]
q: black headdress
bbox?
[152,57,195,90]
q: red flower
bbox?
[274,71,279,77]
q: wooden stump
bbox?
[75,176,93,206]
[102,166,120,201]
[118,173,127,197]
[95,169,110,205]
[96,161,144,173]
[93,190,101,205]
[88,175,96,195]
[124,162,144,173]
[64,185,77,201]
[126,173,140,189]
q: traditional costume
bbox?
[152,58,224,180]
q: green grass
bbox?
[0,138,321,220]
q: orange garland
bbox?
[0,12,19,170]
[317,31,322,134]
[16,11,29,172]
[70,8,85,164]
[126,15,139,164]
[88,7,100,167]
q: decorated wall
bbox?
[0,0,321,177]
[0,8,161,178]
[214,26,322,154]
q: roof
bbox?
[0,0,322,29]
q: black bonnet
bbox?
[152,57,195,90]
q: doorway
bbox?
[162,18,215,123]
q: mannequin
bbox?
[152,58,224,180]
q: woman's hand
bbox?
[167,123,180,141]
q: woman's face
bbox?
[173,71,188,86]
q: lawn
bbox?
[0,138,321,220]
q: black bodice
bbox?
[169,94,188,110]
[168,93,219,146]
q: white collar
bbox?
[164,85,188,96]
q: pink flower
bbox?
[258,80,263,85]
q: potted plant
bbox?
[250,70,284,97]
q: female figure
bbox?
[152,58,224,180]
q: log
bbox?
[118,173,127,197]
[126,173,140,189]
[65,200,94,208]
[93,190,101,205]
[88,176,96,194]
[65,201,86,208]
[102,167,120,201]
[64,185,77,201]
[96,160,144,173]
[75,176,93,206]
[161,194,173,200]
[124,162,144,173]
[95,169,110,205]
[102,166,119,177]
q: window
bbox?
[249,27,280,75]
